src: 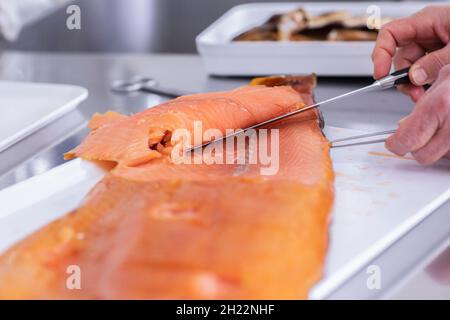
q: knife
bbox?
[189,67,412,152]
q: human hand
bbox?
[385,65,450,164]
[372,5,450,102]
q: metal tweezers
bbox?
[330,129,396,148]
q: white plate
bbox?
[0,81,88,153]
[0,126,449,298]
[196,1,431,76]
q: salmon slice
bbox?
[88,111,128,130]
[0,74,334,299]
[64,85,312,166]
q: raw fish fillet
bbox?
[0,75,334,299]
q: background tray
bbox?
[196,1,431,76]
[0,81,88,153]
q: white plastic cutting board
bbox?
[0,81,88,153]
[0,126,448,298]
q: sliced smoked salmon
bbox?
[0,175,332,299]
[0,74,334,299]
[110,117,330,186]
[64,84,313,166]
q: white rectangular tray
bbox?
[0,81,88,153]
[196,2,431,76]
[0,127,449,298]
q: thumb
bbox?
[410,44,450,86]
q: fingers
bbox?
[394,42,425,69]
[372,5,450,80]
[385,102,440,156]
[372,17,418,79]
[394,43,427,101]
[411,122,450,164]
[397,84,425,102]
[386,68,450,164]
[410,44,450,85]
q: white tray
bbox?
[0,81,88,153]
[196,2,431,76]
[0,127,449,298]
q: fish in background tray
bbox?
[233,8,392,42]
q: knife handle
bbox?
[393,67,432,90]
[391,67,411,86]
[379,67,430,90]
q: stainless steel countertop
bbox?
[1,50,447,299]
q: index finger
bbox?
[372,17,418,79]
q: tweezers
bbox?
[330,129,396,148]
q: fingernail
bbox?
[411,68,428,85]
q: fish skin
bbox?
[0,74,335,299]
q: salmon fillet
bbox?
[0,74,334,299]
[64,85,311,166]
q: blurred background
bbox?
[0,0,407,53]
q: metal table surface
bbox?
[0,50,448,299]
